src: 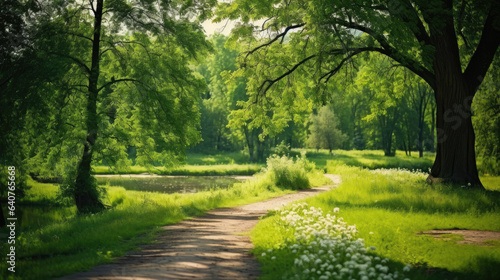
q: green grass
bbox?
[302,149,435,171]
[19,178,59,205]
[92,151,263,176]
[251,163,500,280]
[480,175,500,191]
[92,163,263,176]
[184,151,252,165]
[0,156,327,280]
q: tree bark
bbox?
[429,12,483,188]
[74,0,105,212]
[430,86,481,187]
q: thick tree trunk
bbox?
[74,0,105,212]
[430,85,482,187]
[429,18,483,188]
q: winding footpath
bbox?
[59,174,341,280]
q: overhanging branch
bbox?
[320,47,385,83]
[245,23,305,61]
[257,54,316,96]
[97,78,139,93]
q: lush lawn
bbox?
[251,163,500,280]
[0,156,327,280]
[302,149,435,171]
[92,163,262,176]
[92,151,263,175]
[480,175,500,191]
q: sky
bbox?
[202,18,236,36]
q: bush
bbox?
[273,141,291,157]
[264,154,313,190]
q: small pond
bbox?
[95,175,245,193]
[10,175,249,230]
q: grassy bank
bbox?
[92,163,263,176]
[0,156,328,280]
[302,149,435,171]
[251,163,500,280]
[91,152,263,176]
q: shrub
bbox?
[264,154,312,190]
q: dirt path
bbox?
[58,174,341,280]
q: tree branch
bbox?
[257,54,316,96]
[65,31,93,43]
[390,0,432,46]
[49,52,91,74]
[463,1,500,92]
[97,78,139,93]
[245,23,305,61]
[320,47,385,83]
[332,19,435,87]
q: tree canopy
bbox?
[215,0,500,187]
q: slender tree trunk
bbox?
[256,133,266,162]
[418,108,424,158]
[74,0,105,212]
[243,126,254,162]
[430,103,436,153]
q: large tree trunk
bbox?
[429,14,483,188]
[430,88,481,187]
[74,0,105,212]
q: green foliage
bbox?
[272,141,292,157]
[252,164,500,280]
[2,0,216,212]
[473,59,500,175]
[307,106,347,152]
[92,164,262,176]
[263,154,314,190]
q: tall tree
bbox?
[216,0,500,188]
[5,0,214,213]
[356,54,402,156]
[195,34,240,152]
[307,106,347,153]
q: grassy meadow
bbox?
[1,150,498,279]
[251,161,500,280]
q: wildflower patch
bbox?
[258,203,411,280]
